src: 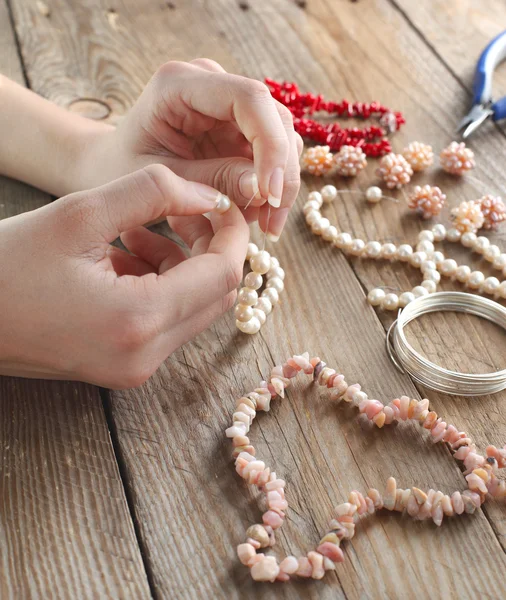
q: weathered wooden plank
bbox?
[0,2,151,597]
[8,0,506,598]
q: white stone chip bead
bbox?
[493,254,506,270]
[367,288,386,306]
[321,185,338,203]
[236,317,261,335]
[439,258,458,276]
[308,190,323,207]
[266,277,284,294]
[323,225,338,242]
[215,193,231,213]
[446,227,462,242]
[262,287,279,305]
[482,276,501,295]
[468,270,485,289]
[421,280,437,294]
[399,291,416,307]
[431,224,447,242]
[365,241,382,258]
[418,230,435,243]
[409,251,427,267]
[381,243,398,260]
[460,232,477,248]
[335,232,353,249]
[455,265,471,283]
[267,266,285,280]
[473,236,490,254]
[498,281,506,299]
[416,240,435,254]
[484,245,501,262]
[432,251,445,265]
[397,244,413,262]
[244,272,263,290]
[366,186,382,203]
[235,304,254,322]
[255,297,272,315]
[238,287,258,306]
[250,250,271,274]
[349,239,366,256]
[412,286,429,298]
[424,269,441,283]
[421,260,437,273]
[382,293,400,310]
[252,308,267,326]
[246,243,259,260]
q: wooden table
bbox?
[2,1,506,598]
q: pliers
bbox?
[458,30,506,138]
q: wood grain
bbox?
[7,0,506,598]
[0,3,151,597]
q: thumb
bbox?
[61,164,228,244]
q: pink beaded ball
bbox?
[440,141,475,175]
[376,153,413,189]
[301,145,333,176]
[333,145,367,177]
[407,185,446,219]
[477,194,506,230]
[451,200,485,233]
[402,142,434,172]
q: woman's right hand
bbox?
[0,164,249,388]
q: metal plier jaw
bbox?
[457,30,506,139]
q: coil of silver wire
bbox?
[387,291,506,396]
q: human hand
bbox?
[0,165,248,388]
[77,60,302,241]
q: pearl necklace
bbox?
[228,351,506,582]
[304,186,506,311]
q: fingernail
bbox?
[266,233,280,243]
[239,171,261,203]
[268,167,284,208]
[268,207,290,238]
[194,183,222,206]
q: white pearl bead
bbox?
[303,200,321,215]
[367,288,386,306]
[246,243,259,260]
[424,269,441,283]
[397,244,413,262]
[399,291,415,307]
[432,251,445,265]
[262,287,279,305]
[335,232,353,250]
[460,232,477,248]
[252,308,267,326]
[421,280,437,293]
[250,250,271,275]
[321,185,338,203]
[416,240,435,254]
[365,241,382,258]
[410,251,427,267]
[473,236,490,254]
[484,245,501,262]
[382,293,399,311]
[421,260,437,273]
[493,254,506,270]
[381,243,398,260]
[412,286,429,298]
[236,317,261,334]
[322,225,338,242]
[308,191,323,208]
[468,270,485,289]
[266,277,284,294]
[238,287,258,306]
[215,193,231,213]
[255,297,272,315]
[366,186,382,203]
[312,217,330,235]
[305,210,321,226]
[439,258,458,276]
[267,266,285,281]
[498,281,506,299]
[482,276,500,295]
[270,257,280,270]
[455,265,471,283]
[446,228,462,242]
[244,272,263,290]
[349,239,366,256]
[235,304,254,322]
[418,230,435,243]
[431,224,447,242]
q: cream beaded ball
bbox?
[402,142,434,172]
[407,185,446,219]
[451,200,485,234]
[333,145,367,177]
[376,153,413,189]
[478,194,506,230]
[440,141,475,175]
[301,145,333,176]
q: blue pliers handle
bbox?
[458,30,506,138]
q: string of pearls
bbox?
[304,186,506,311]
[235,244,285,334]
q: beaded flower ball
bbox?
[407,185,446,219]
[402,142,434,172]
[477,194,506,230]
[376,153,413,189]
[301,145,333,176]
[333,145,367,177]
[451,200,485,234]
[440,141,475,175]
